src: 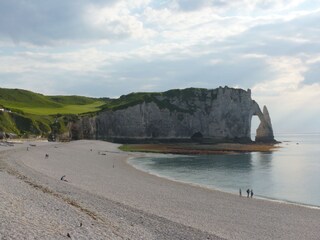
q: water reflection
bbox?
[151,153,254,171]
[254,152,273,169]
[136,153,257,192]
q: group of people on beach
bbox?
[239,188,253,198]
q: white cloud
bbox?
[171,0,307,14]
[306,54,320,64]
[85,1,156,41]
[0,48,110,73]
[253,57,308,94]
[252,55,320,133]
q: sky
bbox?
[0,0,319,134]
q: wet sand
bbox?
[1,140,320,239]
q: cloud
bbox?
[169,0,306,13]
[251,55,320,133]
[0,0,152,46]
[304,60,320,85]
[181,0,212,10]
[85,2,155,41]
[252,57,308,94]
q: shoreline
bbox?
[126,156,320,210]
[1,140,320,239]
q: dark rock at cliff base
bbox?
[68,87,276,143]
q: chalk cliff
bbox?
[69,87,275,143]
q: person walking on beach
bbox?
[250,189,254,198]
[246,189,250,198]
[239,188,242,197]
[60,175,68,182]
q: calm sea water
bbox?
[129,134,320,207]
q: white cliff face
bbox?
[70,116,96,140]
[71,87,275,143]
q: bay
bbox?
[129,134,320,207]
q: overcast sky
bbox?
[0,0,319,134]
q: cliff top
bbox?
[101,86,251,112]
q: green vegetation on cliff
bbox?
[100,87,210,113]
[0,87,220,138]
[0,88,106,137]
[0,111,52,137]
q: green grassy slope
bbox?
[47,95,98,105]
[0,88,61,108]
[0,88,105,115]
[0,88,106,137]
[14,101,105,115]
[0,111,19,133]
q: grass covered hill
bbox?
[0,87,213,138]
[0,88,107,138]
[0,88,105,115]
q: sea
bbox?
[128,134,320,207]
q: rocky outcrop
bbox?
[69,116,96,140]
[0,132,18,140]
[70,87,275,143]
[255,106,275,142]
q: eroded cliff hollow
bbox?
[69,87,275,143]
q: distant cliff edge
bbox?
[68,87,275,143]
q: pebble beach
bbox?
[1,140,320,239]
